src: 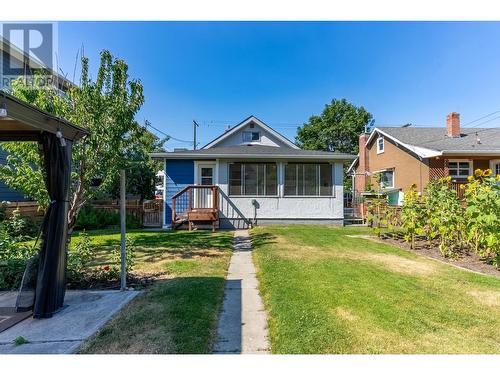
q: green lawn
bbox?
[75,229,233,354]
[251,225,500,354]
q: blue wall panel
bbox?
[0,148,28,202]
[164,159,194,225]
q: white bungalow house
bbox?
[150,116,355,229]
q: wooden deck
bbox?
[172,185,219,231]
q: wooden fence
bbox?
[2,199,163,226]
[3,201,45,219]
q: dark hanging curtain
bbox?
[31,132,73,319]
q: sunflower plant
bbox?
[463,169,500,266]
[400,184,425,249]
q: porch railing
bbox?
[171,185,219,230]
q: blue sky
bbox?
[57,21,500,149]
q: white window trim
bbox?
[194,160,218,185]
[490,159,500,176]
[448,159,472,179]
[242,130,261,144]
[377,136,385,154]
[373,168,395,189]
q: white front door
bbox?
[196,163,215,208]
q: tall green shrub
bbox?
[424,177,464,257]
[463,170,500,266]
[400,184,424,249]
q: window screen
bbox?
[284,164,333,196]
[229,163,277,196]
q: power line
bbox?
[462,110,500,127]
[144,122,194,145]
[464,114,500,128]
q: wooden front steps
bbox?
[172,185,219,231]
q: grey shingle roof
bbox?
[379,127,500,152]
[151,145,355,160]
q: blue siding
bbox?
[164,159,194,225]
[0,148,29,202]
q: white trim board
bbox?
[201,115,299,150]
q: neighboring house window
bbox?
[448,161,471,178]
[379,170,394,189]
[284,163,332,196]
[242,131,260,143]
[377,136,384,154]
[493,161,500,177]
[229,163,277,196]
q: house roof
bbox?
[347,125,500,174]
[1,37,75,92]
[150,144,355,161]
[373,126,500,155]
[201,115,299,149]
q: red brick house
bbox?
[348,112,500,206]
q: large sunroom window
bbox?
[229,163,277,196]
[284,163,333,196]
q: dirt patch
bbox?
[335,307,359,322]
[361,252,436,276]
[271,234,437,276]
[334,249,437,276]
[467,289,500,307]
[269,235,328,260]
[370,234,500,278]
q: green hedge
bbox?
[0,259,26,290]
[75,205,142,230]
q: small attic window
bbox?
[377,136,385,154]
[243,131,260,143]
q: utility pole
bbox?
[193,120,199,150]
[120,169,127,291]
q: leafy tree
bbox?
[104,123,167,201]
[0,50,146,232]
[296,98,373,153]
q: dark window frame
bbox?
[284,163,334,197]
[228,162,278,196]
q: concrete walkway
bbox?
[214,230,270,354]
[0,290,139,354]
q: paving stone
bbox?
[0,290,139,354]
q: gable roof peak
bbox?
[201,115,299,149]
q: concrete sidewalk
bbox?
[0,290,139,354]
[213,230,270,354]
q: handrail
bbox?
[172,185,219,228]
[171,185,218,200]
